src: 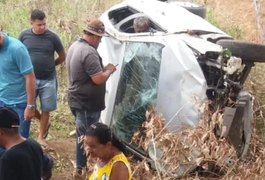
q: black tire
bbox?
[239,91,253,159]
[227,91,253,159]
[217,39,265,62]
[167,1,207,19]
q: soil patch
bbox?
[47,138,76,180]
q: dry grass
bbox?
[1,0,265,179]
[130,107,265,180]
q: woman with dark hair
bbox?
[85,122,132,180]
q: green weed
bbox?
[207,8,244,39]
[0,0,120,140]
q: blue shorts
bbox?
[36,78,57,112]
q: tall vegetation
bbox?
[1,0,121,138]
[0,0,120,45]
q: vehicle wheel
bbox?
[168,1,207,19]
[217,39,265,62]
[239,91,253,159]
[227,91,253,159]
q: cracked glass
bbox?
[110,42,164,143]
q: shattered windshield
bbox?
[111,42,164,143]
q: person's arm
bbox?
[14,44,35,120]
[91,63,116,85]
[110,161,130,180]
[55,50,66,66]
[24,71,36,120]
[53,32,65,66]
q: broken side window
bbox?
[110,42,164,143]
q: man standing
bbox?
[19,9,66,149]
[66,19,116,178]
[0,107,43,180]
[0,32,35,139]
[0,32,53,180]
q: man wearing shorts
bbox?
[19,9,65,148]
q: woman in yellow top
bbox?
[85,122,132,180]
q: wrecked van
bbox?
[98,0,265,171]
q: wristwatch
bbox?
[27,104,35,110]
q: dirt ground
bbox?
[48,0,265,179]
[51,139,75,180]
[46,138,75,180]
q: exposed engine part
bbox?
[223,56,244,74]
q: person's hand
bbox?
[104,63,117,74]
[24,108,35,121]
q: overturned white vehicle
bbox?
[98,0,265,174]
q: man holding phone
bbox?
[66,19,116,178]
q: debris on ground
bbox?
[130,106,265,179]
